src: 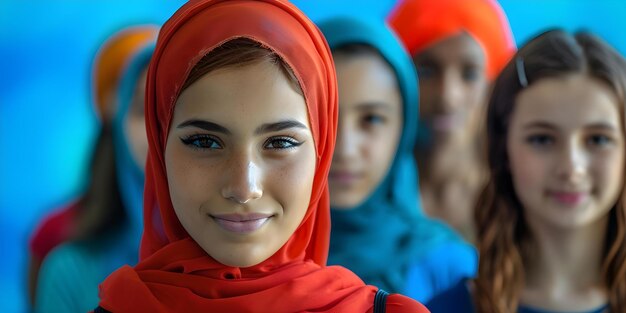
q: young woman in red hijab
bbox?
[389,0,516,243]
[95,1,429,312]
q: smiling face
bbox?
[508,74,625,230]
[329,50,403,208]
[414,33,488,148]
[165,58,316,267]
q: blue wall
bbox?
[1,1,625,312]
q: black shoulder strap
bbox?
[374,288,389,313]
[93,306,111,313]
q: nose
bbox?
[556,140,587,184]
[438,70,463,114]
[333,119,359,162]
[221,152,263,204]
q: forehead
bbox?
[334,54,398,94]
[414,32,485,66]
[333,53,402,114]
[512,74,621,128]
[172,59,310,130]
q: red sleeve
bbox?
[29,202,79,260]
[385,293,430,313]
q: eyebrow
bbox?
[176,119,307,135]
[177,119,231,134]
[585,122,619,131]
[415,53,484,67]
[354,102,395,111]
[414,55,438,67]
[523,121,557,130]
[254,120,308,135]
[523,121,618,131]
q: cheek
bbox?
[367,125,401,174]
[164,144,188,210]
[165,141,215,216]
[125,115,148,166]
[418,83,436,114]
[464,81,488,109]
[593,149,625,200]
[130,118,147,146]
[269,147,317,223]
[509,144,547,195]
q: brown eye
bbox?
[462,66,480,82]
[526,134,554,147]
[264,137,302,150]
[180,135,223,150]
[416,65,436,80]
[587,134,613,147]
[362,113,385,125]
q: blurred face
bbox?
[508,74,624,230]
[124,68,149,169]
[329,52,403,208]
[414,33,488,147]
[165,60,316,267]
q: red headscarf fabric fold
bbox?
[388,0,516,80]
[98,1,426,312]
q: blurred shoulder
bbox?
[404,240,477,302]
[426,280,474,313]
[386,293,430,313]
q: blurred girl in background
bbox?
[33,26,156,313]
[389,0,516,242]
[319,16,477,303]
[428,29,626,313]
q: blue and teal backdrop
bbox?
[1,1,625,312]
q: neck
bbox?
[521,214,609,310]
[417,140,477,185]
[417,142,481,244]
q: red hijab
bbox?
[389,0,516,80]
[98,1,426,312]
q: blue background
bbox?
[2,1,625,311]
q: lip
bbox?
[210,213,273,234]
[548,191,589,206]
[328,170,361,185]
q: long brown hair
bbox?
[73,123,126,240]
[474,29,626,312]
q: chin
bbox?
[538,211,602,230]
[198,240,270,268]
[330,197,363,210]
[212,252,267,268]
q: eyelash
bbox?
[180,134,223,150]
[417,66,435,79]
[362,113,386,125]
[416,64,481,82]
[526,134,555,147]
[179,134,303,151]
[462,66,480,82]
[525,134,615,148]
[263,136,303,150]
[587,134,614,147]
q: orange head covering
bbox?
[97,1,426,312]
[92,25,158,121]
[388,0,516,80]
